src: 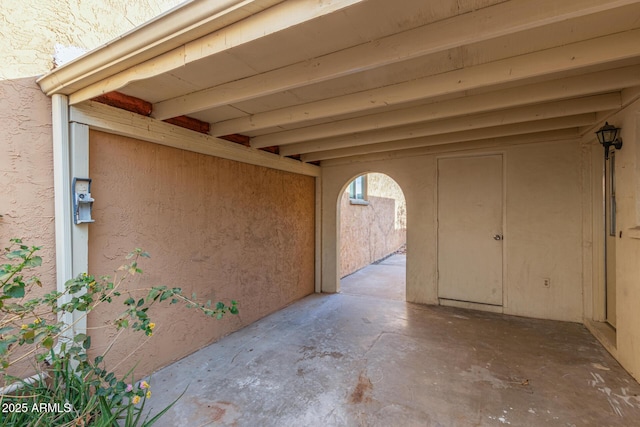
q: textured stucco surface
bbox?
[323,139,584,323]
[599,98,640,381]
[0,0,184,79]
[0,77,56,282]
[0,0,184,278]
[87,130,315,377]
[0,0,185,379]
[340,173,406,277]
[0,78,57,380]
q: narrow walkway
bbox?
[145,257,640,426]
[340,254,406,301]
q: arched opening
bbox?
[337,172,407,300]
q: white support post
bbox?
[70,123,90,337]
[315,175,322,293]
[51,95,75,344]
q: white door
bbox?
[437,155,504,306]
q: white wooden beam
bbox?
[258,92,620,149]
[212,29,640,136]
[621,85,640,107]
[318,130,580,166]
[301,125,582,162]
[151,0,635,120]
[66,0,363,105]
[70,101,320,177]
[282,112,595,156]
[253,67,639,147]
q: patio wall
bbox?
[322,138,584,324]
[87,130,315,376]
[321,98,640,383]
[1,0,183,301]
[0,0,183,380]
[595,98,640,381]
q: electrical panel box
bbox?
[73,178,95,224]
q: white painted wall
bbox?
[322,138,584,323]
[590,98,640,381]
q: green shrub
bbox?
[0,239,238,426]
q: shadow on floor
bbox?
[144,257,640,426]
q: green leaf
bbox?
[74,333,88,343]
[4,284,25,298]
[5,250,24,260]
[24,256,42,268]
[124,297,135,306]
[22,330,34,341]
[42,336,54,349]
[0,326,14,334]
[83,335,91,350]
[137,298,145,307]
[0,341,9,355]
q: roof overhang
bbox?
[38,0,640,165]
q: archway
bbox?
[337,172,407,300]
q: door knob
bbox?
[493,234,503,241]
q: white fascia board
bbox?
[36,0,285,96]
[70,101,320,177]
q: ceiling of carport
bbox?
[38,0,640,163]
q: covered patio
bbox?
[144,256,640,426]
[34,0,640,409]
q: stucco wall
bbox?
[0,78,57,286]
[340,173,406,277]
[0,0,184,324]
[1,0,184,80]
[595,98,640,381]
[0,0,186,237]
[0,0,185,378]
[323,139,584,323]
[87,130,315,376]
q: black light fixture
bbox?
[595,122,622,160]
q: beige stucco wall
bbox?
[87,130,315,376]
[340,173,406,277]
[323,139,584,323]
[0,0,184,302]
[591,98,640,381]
[0,0,184,80]
[0,1,183,379]
[0,79,57,286]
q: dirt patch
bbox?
[349,372,373,404]
[298,345,344,361]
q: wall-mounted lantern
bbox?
[595,122,622,160]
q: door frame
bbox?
[435,151,508,312]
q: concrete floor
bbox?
[144,255,640,426]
